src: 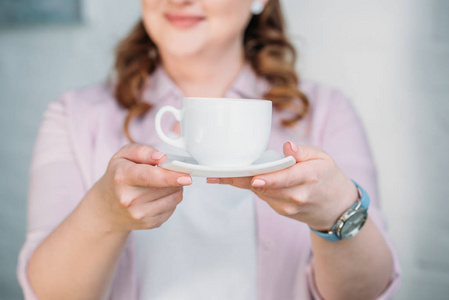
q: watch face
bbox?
[340,209,368,239]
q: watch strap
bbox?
[310,180,369,241]
[353,179,370,210]
[310,226,340,241]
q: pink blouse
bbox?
[18,65,401,299]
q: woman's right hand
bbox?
[91,143,192,233]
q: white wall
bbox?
[0,1,142,298]
[1,0,448,299]
[284,0,449,299]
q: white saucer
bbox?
[159,150,296,178]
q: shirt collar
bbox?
[142,66,182,106]
[142,63,270,105]
[226,63,269,99]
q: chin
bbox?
[161,38,208,59]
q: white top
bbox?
[135,142,257,300]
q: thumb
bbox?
[283,142,328,162]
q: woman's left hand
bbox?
[207,142,359,231]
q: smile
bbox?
[165,13,205,29]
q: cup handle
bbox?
[155,106,186,150]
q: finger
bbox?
[114,143,167,166]
[119,185,182,208]
[126,163,192,187]
[128,189,183,220]
[209,176,297,201]
[255,192,306,217]
[146,189,184,216]
[252,184,309,205]
[210,177,253,190]
[145,207,177,229]
[283,142,328,163]
[128,186,182,206]
[250,162,318,189]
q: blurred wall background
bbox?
[0,0,448,299]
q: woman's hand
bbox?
[207,142,359,231]
[91,143,192,233]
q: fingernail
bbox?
[252,179,266,187]
[289,141,298,153]
[207,178,221,184]
[177,176,192,185]
[151,151,165,160]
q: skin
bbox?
[28,0,393,299]
[141,0,254,97]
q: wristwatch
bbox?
[310,180,370,242]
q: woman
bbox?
[18,0,401,299]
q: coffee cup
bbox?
[155,97,272,167]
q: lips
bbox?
[165,13,205,29]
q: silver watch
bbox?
[310,180,370,242]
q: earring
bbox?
[251,1,265,15]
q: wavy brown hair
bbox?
[114,0,309,143]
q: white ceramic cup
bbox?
[155,97,272,167]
